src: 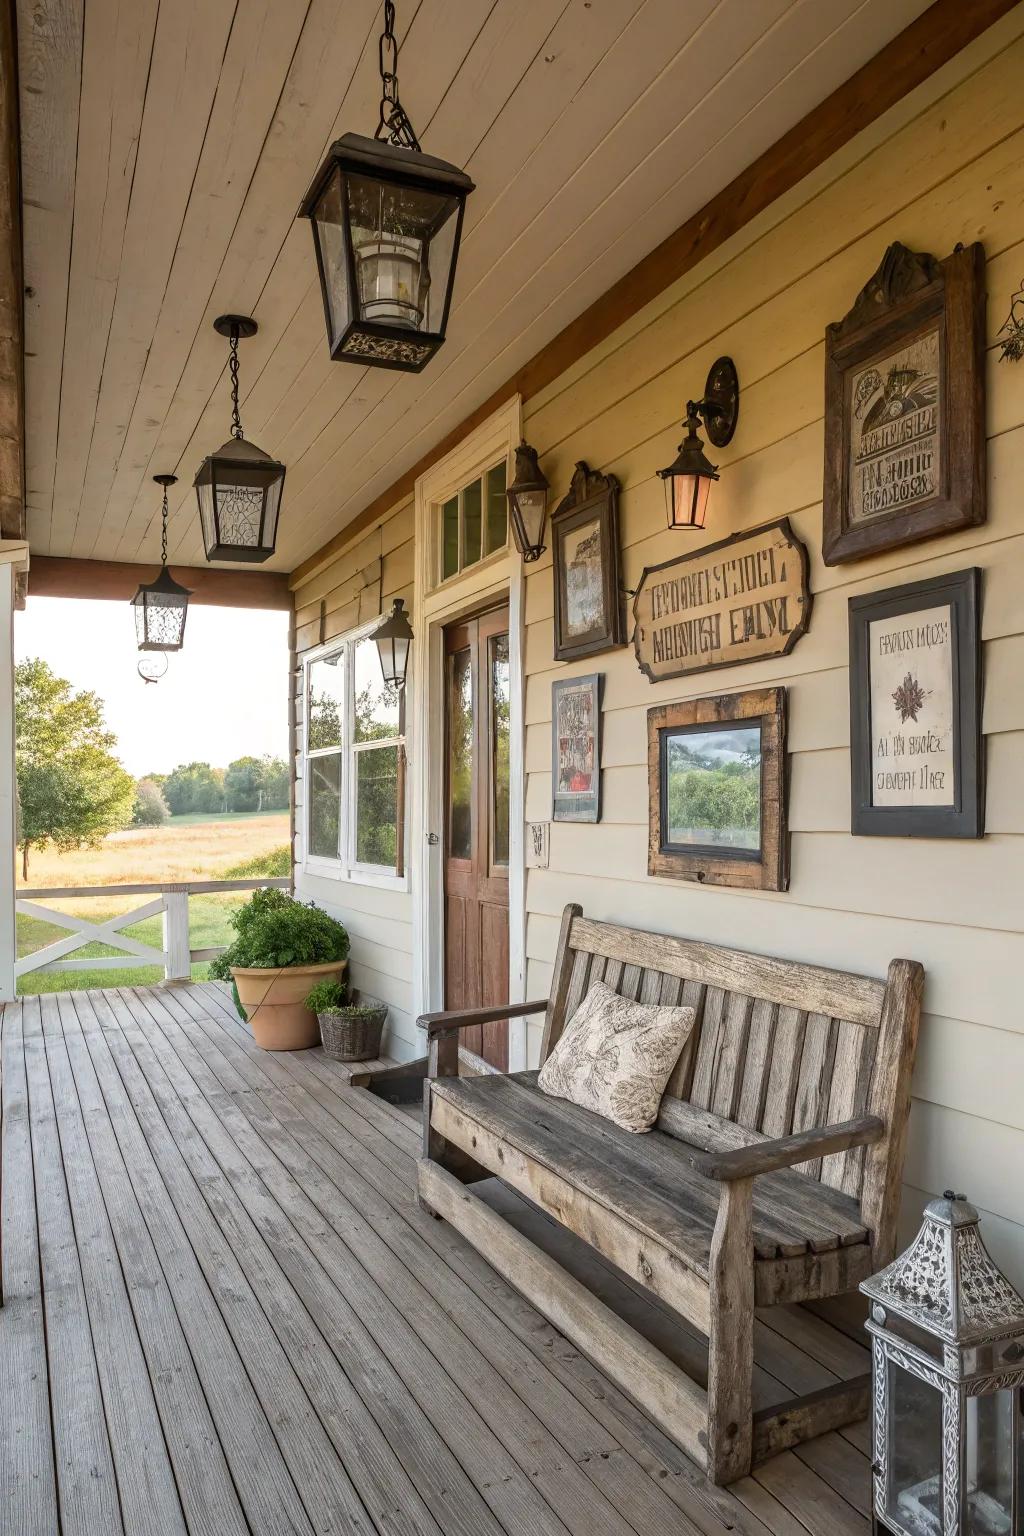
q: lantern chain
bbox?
[228,332,244,440]
[375,1,421,151]
[160,486,169,566]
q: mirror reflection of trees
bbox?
[666,732,761,851]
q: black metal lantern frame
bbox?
[195,316,286,564]
[298,4,474,373]
[658,356,740,531]
[133,475,191,652]
[507,441,550,562]
[371,597,413,690]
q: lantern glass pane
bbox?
[485,461,507,553]
[214,478,267,552]
[463,478,482,567]
[966,1391,1015,1535]
[353,636,400,743]
[346,174,458,333]
[355,743,399,866]
[510,488,545,555]
[379,634,409,688]
[885,1359,944,1535]
[309,752,342,858]
[665,471,712,530]
[313,168,352,349]
[196,478,216,554]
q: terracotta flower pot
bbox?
[231,959,348,1050]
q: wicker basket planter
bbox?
[318,997,388,1062]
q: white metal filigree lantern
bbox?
[862,1193,1024,1536]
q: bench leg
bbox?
[706,1177,754,1483]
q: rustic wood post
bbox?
[706,1176,755,1483]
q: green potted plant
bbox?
[306,978,388,1063]
[209,888,349,1051]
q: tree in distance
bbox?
[132,777,170,827]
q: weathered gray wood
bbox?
[861,958,925,1266]
[790,1015,839,1178]
[821,1024,877,1197]
[707,1178,755,1483]
[687,1118,884,1183]
[751,1377,872,1465]
[539,901,583,1062]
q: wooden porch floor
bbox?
[1,982,872,1536]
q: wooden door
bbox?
[443,605,511,1068]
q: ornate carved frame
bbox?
[823,240,986,565]
[550,461,624,662]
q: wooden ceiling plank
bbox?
[288,0,1020,585]
[16,0,83,541]
[44,0,160,550]
[55,0,239,553]
[27,553,291,608]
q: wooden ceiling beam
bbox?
[290,0,1019,591]
[28,556,292,611]
[0,0,24,544]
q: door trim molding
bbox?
[411,396,527,1070]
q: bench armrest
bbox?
[418,999,549,1041]
[688,1115,885,1182]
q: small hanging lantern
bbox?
[657,357,739,530]
[132,476,191,652]
[194,316,286,563]
[862,1192,1024,1536]
[298,2,474,373]
[371,598,413,690]
[507,441,550,562]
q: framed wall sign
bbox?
[551,673,602,822]
[632,517,811,682]
[647,686,788,891]
[551,461,624,661]
[823,240,986,565]
[848,568,983,838]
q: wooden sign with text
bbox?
[632,517,811,682]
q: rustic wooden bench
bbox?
[417,902,923,1484]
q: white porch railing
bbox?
[15,878,290,982]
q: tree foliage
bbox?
[132,777,170,827]
[162,761,225,816]
[223,754,290,813]
[15,658,136,879]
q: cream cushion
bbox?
[537,979,696,1133]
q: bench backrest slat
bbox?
[541,906,922,1259]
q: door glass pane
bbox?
[491,633,510,866]
[485,461,507,554]
[449,647,473,860]
[463,478,482,567]
[353,635,400,743]
[355,745,399,867]
[308,655,344,750]
[441,496,459,580]
[309,752,342,857]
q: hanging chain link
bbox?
[160,486,169,566]
[375,1,421,151]
[228,331,244,440]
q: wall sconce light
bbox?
[506,441,550,562]
[657,356,739,530]
[371,598,414,690]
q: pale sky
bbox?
[16,596,290,778]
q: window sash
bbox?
[436,459,508,584]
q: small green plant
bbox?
[208,887,349,978]
[305,978,348,1013]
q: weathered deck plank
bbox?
[0,982,870,1536]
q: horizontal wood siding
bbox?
[518,22,1024,1284]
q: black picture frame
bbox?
[550,461,624,662]
[848,568,983,838]
[551,673,602,823]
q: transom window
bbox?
[439,460,507,582]
[305,628,405,878]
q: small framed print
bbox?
[525,822,550,868]
[647,686,788,891]
[823,241,986,565]
[552,674,602,822]
[848,568,983,838]
[551,461,624,661]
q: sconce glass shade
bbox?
[299,133,474,373]
[132,565,192,652]
[194,436,286,563]
[371,597,414,689]
[507,442,550,561]
[658,414,720,530]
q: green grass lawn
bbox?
[164,809,287,827]
[16,891,242,995]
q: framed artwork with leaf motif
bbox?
[848,568,983,838]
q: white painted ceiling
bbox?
[18,0,932,575]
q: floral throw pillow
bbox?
[537,979,696,1134]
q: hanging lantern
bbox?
[862,1191,1024,1536]
[132,476,191,652]
[371,598,414,690]
[506,441,550,562]
[657,357,739,530]
[298,3,474,373]
[194,316,286,563]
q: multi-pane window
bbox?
[305,629,405,877]
[439,460,507,582]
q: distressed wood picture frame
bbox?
[550,461,624,661]
[849,567,983,838]
[551,673,602,822]
[647,686,788,891]
[823,240,986,566]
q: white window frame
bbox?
[435,459,509,589]
[301,617,408,892]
